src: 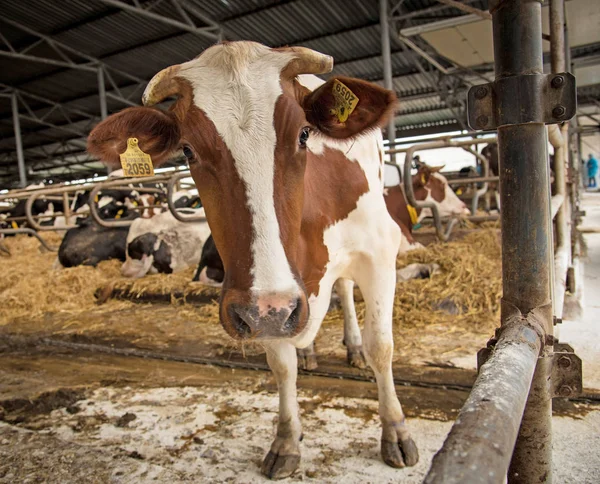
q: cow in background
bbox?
[87,41,419,477]
[121,207,210,278]
[384,163,470,252]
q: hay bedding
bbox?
[0,229,502,366]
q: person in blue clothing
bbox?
[587,154,599,188]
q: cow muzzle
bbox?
[221,292,308,340]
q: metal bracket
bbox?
[478,341,582,399]
[551,342,583,398]
[467,72,577,130]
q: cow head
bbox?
[413,164,470,219]
[88,41,396,341]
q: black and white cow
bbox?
[121,208,210,278]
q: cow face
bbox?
[413,165,470,219]
[88,41,396,341]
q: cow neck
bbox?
[298,144,369,297]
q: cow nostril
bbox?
[283,297,303,332]
[228,304,253,338]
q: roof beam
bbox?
[434,0,491,21]
[96,0,220,40]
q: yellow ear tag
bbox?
[119,138,154,177]
[456,188,463,195]
[420,173,427,185]
[115,208,124,219]
[407,204,419,226]
[11,221,19,229]
[332,79,359,123]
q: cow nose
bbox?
[226,296,303,340]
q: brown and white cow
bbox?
[87,41,418,478]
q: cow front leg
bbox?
[356,262,419,469]
[262,341,302,480]
[335,278,366,369]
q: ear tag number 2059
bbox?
[119,138,155,177]
[331,79,359,123]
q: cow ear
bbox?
[430,165,445,173]
[87,107,181,170]
[302,76,397,139]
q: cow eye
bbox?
[299,127,310,148]
[182,145,196,163]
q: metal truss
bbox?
[97,0,222,41]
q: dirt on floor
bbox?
[0,348,598,484]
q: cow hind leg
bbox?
[355,260,419,469]
[261,341,302,480]
[335,278,366,369]
[296,343,318,371]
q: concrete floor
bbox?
[560,190,600,390]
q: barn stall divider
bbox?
[0,169,204,249]
[420,0,581,483]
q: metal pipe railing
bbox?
[0,228,58,251]
[400,137,497,241]
[167,172,207,223]
[425,323,543,484]
[88,173,178,228]
[425,1,554,482]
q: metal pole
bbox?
[11,93,27,187]
[380,0,397,166]
[425,324,542,484]
[424,1,554,482]
[491,1,553,481]
[97,67,111,175]
[549,0,571,321]
[98,68,108,120]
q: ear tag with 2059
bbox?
[119,138,154,177]
[330,79,359,123]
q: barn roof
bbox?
[1,0,599,188]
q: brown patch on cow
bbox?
[384,185,415,243]
[303,76,398,139]
[87,107,181,169]
[298,145,369,296]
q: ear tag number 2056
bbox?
[119,138,155,177]
[331,79,359,123]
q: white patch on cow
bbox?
[198,267,223,287]
[98,196,115,209]
[123,209,211,278]
[179,43,299,296]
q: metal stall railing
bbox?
[424,1,580,483]
[0,170,205,251]
[386,137,499,241]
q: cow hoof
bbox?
[261,451,300,480]
[297,348,318,371]
[346,346,367,369]
[381,435,419,468]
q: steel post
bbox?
[98,68,108,120]
[492,1,553,482]
[380,0,397,165]
[11,93,27,187]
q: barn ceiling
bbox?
[0,0,599,188]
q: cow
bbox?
[57,214,138,268]
[192,234,224,286]
[121,207,210,278]
[384,163,470,252]
[87,41,419,478]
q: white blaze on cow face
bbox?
[178,43,300,299]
